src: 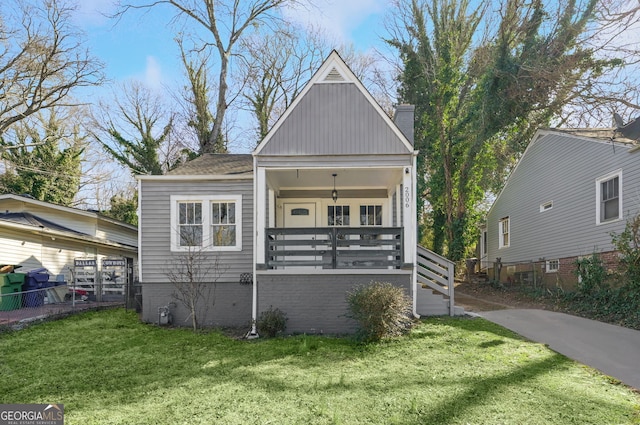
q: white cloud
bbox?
[142,56,163,90]
[71,0,116,27]
[284,0,386,45]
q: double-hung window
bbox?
[178,201,203,246]
[596,171,622,224]
[211,201,236,246]
[171,195,242,251]
[498,217,510,248]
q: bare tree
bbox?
[165,228,226,331]
[237,24,391,146]
[91,82,190,175]
[177,38,226,153]
[0,0,104,135]
[557,0,640,127]
[117,0,300,154]
[238,24,327,144]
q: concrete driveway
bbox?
[478,309,640,390]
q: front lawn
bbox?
[1,309,638,424]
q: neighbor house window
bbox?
[546,259,559,273]
[540,201,553,212]
[171,195,242,251]
[596,171,622,224]
[328,205,350,226]
[499,217,510,248]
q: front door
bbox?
[283,203,319,268]
[284,203,316,228]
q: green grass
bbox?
[1,309,639,424]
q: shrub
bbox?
[573,253,608,296]
[257,306,288,337]
[346,281,414,342]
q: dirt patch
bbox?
[455,280,560,313]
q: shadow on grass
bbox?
[1,309,635,425]
[406,354,571,424]
[478,339,506,348]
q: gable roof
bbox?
[0,211,86,235]
[254,50,414,156]
[0,194,137,230]
[487,128,636,217]
[0,211,137,250]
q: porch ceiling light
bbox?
[332,173,338,202]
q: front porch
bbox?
[263,226,405,269]
[254,165,417,270]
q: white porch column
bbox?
[249,164,266,337]
[256,166,267,265]
[402,165,416,263]
[406,154,419,317]
[395,184,402,227]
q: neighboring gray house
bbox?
[482,128,640,288]
[137,51,458,334]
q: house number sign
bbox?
[404,186,411,208]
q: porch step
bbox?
[416,287,465,317]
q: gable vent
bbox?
[324,67,345,82]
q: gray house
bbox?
[137,51,458,334]
[482,128,640,288]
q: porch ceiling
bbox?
[266,168,404,192]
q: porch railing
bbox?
[416,245,455,316]
[264,227,403,269]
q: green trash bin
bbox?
[0,285,22,311]
[0,272,26,287]
[0,273,25,311]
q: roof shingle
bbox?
[167,154,253,176]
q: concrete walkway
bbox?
[479,309,640,390]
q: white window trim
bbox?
[498,217,510,249]
[315,199,391,228]
[546,259,559,273]
[540,201,553,212]
[596,170,622,225]
[170,194,242,252]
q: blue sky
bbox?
[73,0,391,96]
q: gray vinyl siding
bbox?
[260,83,410,156]
[139,179,254,283]
[487,133,640,264]
[257,272,411,334]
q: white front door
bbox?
[283,203,319,269]
[284,203,316,228]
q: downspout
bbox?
[248,155,259,338]
[137,177,143,284]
